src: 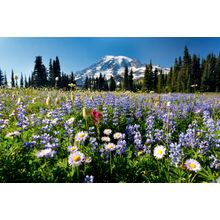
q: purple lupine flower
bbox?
[146,115,155,144]
[209,155,220,170]
[89,137,98,152]
[179,124,198,149]
[135,103,142,120]
[61,100,73,115]
[16,103,29,130]
[113,107,119,127]
[36,148,57,158]
[88,126,96,136]
[84,96,94,109]
[133,131,145,152]
[169,142,183,167]
[23,141,37,148]
[102,105,108,124]
[74,94,82,112]
[116,139,127,155]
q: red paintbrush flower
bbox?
[91,108,102,125]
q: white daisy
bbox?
[75,131,88,143]
[103,129,112,136]
[185,159,201,172]
[101,136,111,142]
[68,151,85,166]
[67,145,78,153]
[153,145,166,159]
[113,132,123,140]
[105,143,116,151]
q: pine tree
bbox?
[4,73,7,87]
[191,54,201,91]
[209,54,217,92]
[48,59,54,87]
[215,54,220,92]
[0,69,4,86]
[167,67,173,92]
[24,77,27,88]
[152,68,158,92]
[11,70,15,87]
[32,56,47,87]
[143,65,151,91]
[201,54,216,92]
[103,77,109,91]
[20,73,24,88]
[128,69,134,91]
[52,56,61,88]
[157,72,162,93]
[109,76,116,91]
[123,66,129,90]
[182,46,192,92]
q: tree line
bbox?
[142,46,220,93]
[0,56,76,89]
[83,74,117,91]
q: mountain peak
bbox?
[75,55,170,85]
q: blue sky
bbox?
[1,37,220,78]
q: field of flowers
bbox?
[0,88,220,183]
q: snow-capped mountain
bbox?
[75,55,170,85]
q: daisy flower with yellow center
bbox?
[185,159,201,172]
[68,151,85,166]
[153,145,166,159]
[101,136,111,142]
[103,129,112,136]
[67,145,78,153]
[105,143,116,151]
[113,132,123,140]
[75,131,88,143]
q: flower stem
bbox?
[76,167,80,183]
[110,152,112,176]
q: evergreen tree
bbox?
[128,69,134,91]
[157,72,162,93]
[209,54,217,92]
[152,68,158,92]
[52,56,61,88]
[103,77,109,91]
[0,69,4,86]
[109,76,116,91]
[215,54,220,92]
[143,65,151,91]
[201,54,216,92]
[182,46,192,92]
[25,76,28,88]
[123,66,129,90]
[28,76,31,87]
[167,67,173,92]
[48,59,54,86]
[20,73,24,88]
[4,73,7,86]
[11,70,15,87]
[32,56,47,87]
[191,54,201,90]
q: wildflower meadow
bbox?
[0,88,220,183]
